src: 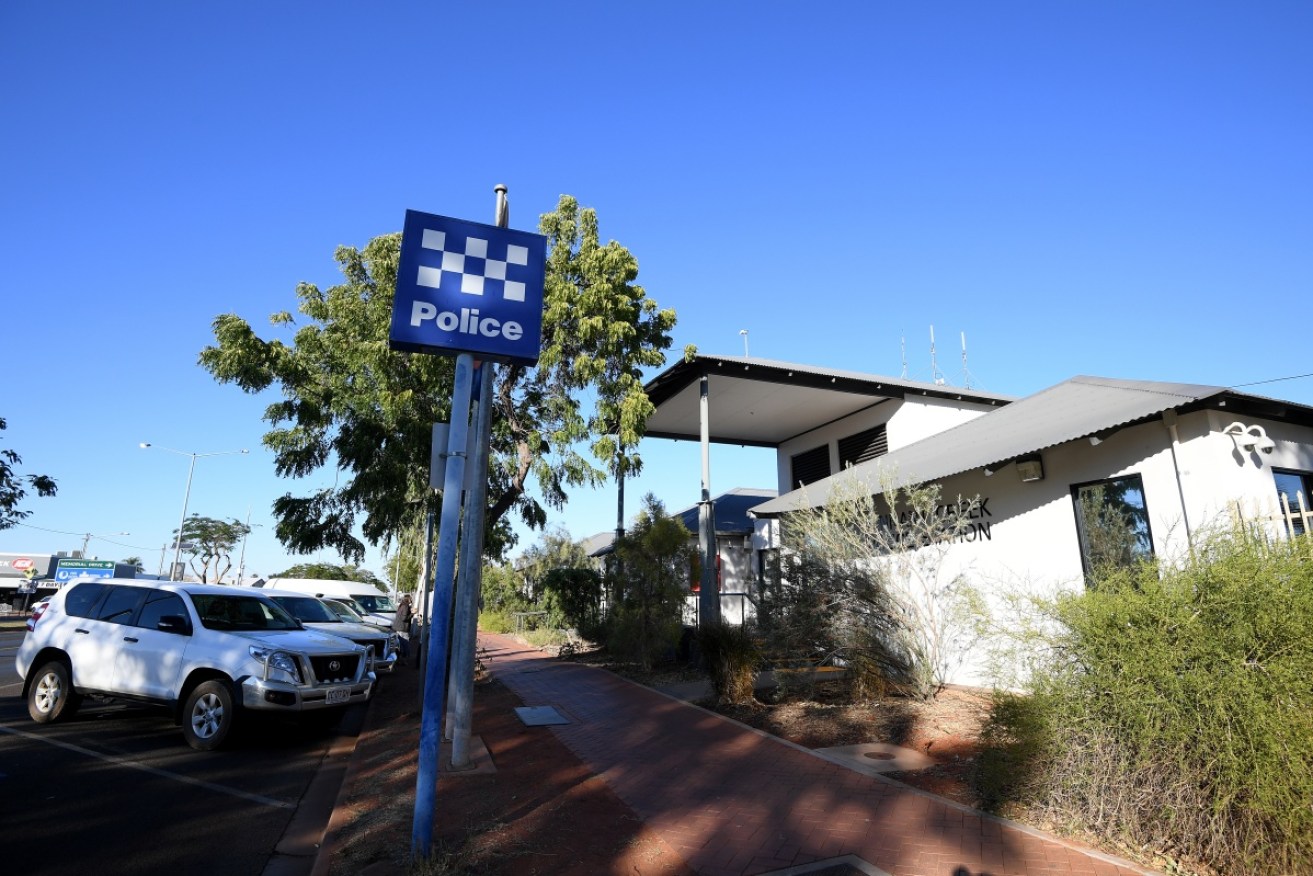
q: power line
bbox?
[1231,371,1313,389]
[6,520,156,553]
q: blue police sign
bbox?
[390,210,547,366]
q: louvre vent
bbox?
[838,424,888,469]
[791,445,832,489]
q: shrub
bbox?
[979,530,1313,875]
[477,609,515,634]
[697,622,760,704]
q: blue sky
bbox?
[3,2,1310,581]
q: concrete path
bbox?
[479,631,1158,876]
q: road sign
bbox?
[54,558,116,583]
[389,210,546,366]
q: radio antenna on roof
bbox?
[961,331,977,389]
[900,333,908,379]
[930,325,946,385]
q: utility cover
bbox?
[514,706,570,726]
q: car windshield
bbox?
[271,596,341,623]
[325,599,365,623]
[192,595,301,631]
[354,593,397,613]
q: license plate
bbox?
[326,687,350,705]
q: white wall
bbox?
[775,396,1000,493]
[762,408,1313,688]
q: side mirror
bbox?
[157,615,192,635]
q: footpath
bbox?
[316,631,1162,876]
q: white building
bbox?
[643,357,1313,687]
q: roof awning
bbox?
[643,355,1014,448]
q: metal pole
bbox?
[449,362,493,765]
[698,373,719,626]
[416,506,435,696]
[234,506,252,585]
[412,352,475,857]
[172,454,198,581]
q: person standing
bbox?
[393,594,414,662]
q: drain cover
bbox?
[863,752,895,760]
[514,706,570,726]
[757,854,891,875]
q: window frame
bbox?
[1069,472,1155,582]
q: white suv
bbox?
[17,578,375,750]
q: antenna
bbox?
[930,325,946,385]
[739,329,749,357]
[900,333,908,379]
[961,331,976,389]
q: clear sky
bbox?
[3,2,1310,581]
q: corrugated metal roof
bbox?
[675,487,779,535]
[752,375,1229,516]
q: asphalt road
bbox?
[0,626,359,876]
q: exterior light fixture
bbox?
[1016,456,1044,482]
[1223,422,1275,455]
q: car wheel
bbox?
[183,680,237,751]
[27,661,82,724]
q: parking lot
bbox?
[0,626,360,876]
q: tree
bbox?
[1,416,57,530]
[272,562,384,586]
[199,195,677,565]
[605,494,693,669]
[122,556,146,573]
[178,515,251,584]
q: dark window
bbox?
[137,591,190,633]
[63,582,110,619]
[790,445,831,489]
[838,424,888,469]
[1071,474,1154,581]
[96,586,145,625]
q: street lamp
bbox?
[140,443,249,581]
[80,531,130,558]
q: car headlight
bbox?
[249,646,303,683]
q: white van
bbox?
[255,578,398,628]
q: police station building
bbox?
[642,356,1313,687]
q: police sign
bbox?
[389,210,547,366]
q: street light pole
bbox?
[140,443,249,581]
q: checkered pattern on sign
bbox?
[415,228,530,302]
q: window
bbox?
[137,591,190,633]
[1273,469,1313,535]
[63,582,110,619]
[790,445,831,489]
[96,586,145,625]
[839,424,889,469]
[1071,474,1154,580]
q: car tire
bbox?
[27,660,82,724]
[182,679,237,751]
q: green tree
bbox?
[1,416,57,530]
[122,556,146,573]
[272,561,383,586]
[518,524,590,596]
[605,494,693,669]
[198,195,677,565]
[177,515,251,584]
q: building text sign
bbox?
[389,210,547,366]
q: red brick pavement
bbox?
[478,632,1159,876]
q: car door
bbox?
[112,590,191,700]
[57,582,120,692]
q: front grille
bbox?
[352,639,384,659]
[308,654,361,683]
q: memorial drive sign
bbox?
[389,210,547,366]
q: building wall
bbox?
[774,396,1000,494]
[763,408,1313,688]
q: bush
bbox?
[697,622,760,705]
[979,531,1313,875]
[477,610,515,634]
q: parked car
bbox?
[261,591,398,673]
[256,578,397,628]
[321,596,379,626]
[16,578,375,750]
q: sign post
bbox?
[394,189,546,858]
